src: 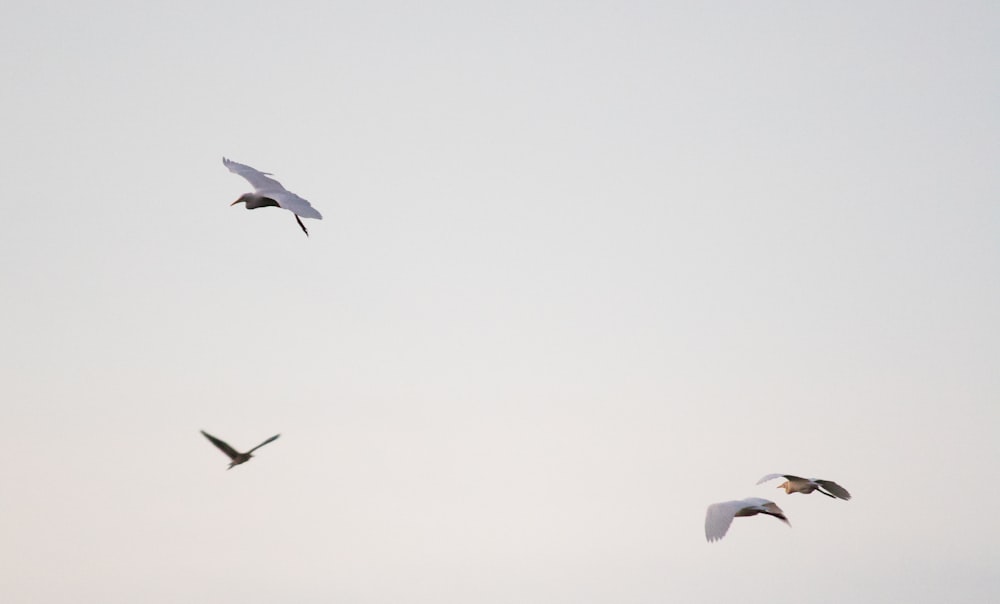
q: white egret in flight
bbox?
[224,157,322,236]
[201,430,280,470]
[757,473,852,500]
[705,497,790,542]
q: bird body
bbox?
[200,430,280,469]
[757,473,851,500]
[224,157,322,235]
[234,193,281,210]
[705,497,790,542]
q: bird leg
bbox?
[295,214,309,236]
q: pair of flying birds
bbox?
[705,474,851,542]
[210,158,300,464]
[211,159,303,461]
[209,159,298,463]
[208,162,297,465]
[214,159,308,454]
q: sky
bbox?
[1,1,998,602]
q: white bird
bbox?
[705,497,790,542]
[201,430,280,470]
[757,473,852,500]
[224,157,322,236]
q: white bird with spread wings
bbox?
[705,497,790,542]
[224,157,323,236]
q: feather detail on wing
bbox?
[815,480,852,500]
[705,500,742,542]
[223,157,284,191]
[269,191,322,219]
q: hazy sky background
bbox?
[2,1,998,602]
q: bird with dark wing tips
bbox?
[201,430,280,470]
[757,473,852,500]
[705,497,790,542]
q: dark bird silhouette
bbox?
[758,473,852,500]
[201,430,280,469]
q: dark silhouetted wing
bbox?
[247,433,280,454]
[815,479,852,500]
[201,430,240,460]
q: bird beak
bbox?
[230,199,242,206]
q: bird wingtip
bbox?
[756,473,783,485]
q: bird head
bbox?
[231,193,250,207]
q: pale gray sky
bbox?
[2,1,998,603]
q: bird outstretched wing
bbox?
[761,501,790,521]
[201,430,240,460]
[247,434,281,455]
[815,479,852,500]
[705,500,743,542]
[756,473,788,484]
[223,157,323,220]
[223,157,284,192]
[269,190,322,219]
[706,498,790,542]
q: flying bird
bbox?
[757,473,852,500]
[705,497,790,542]
[200,430,280,470]
[224,157,322,236]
